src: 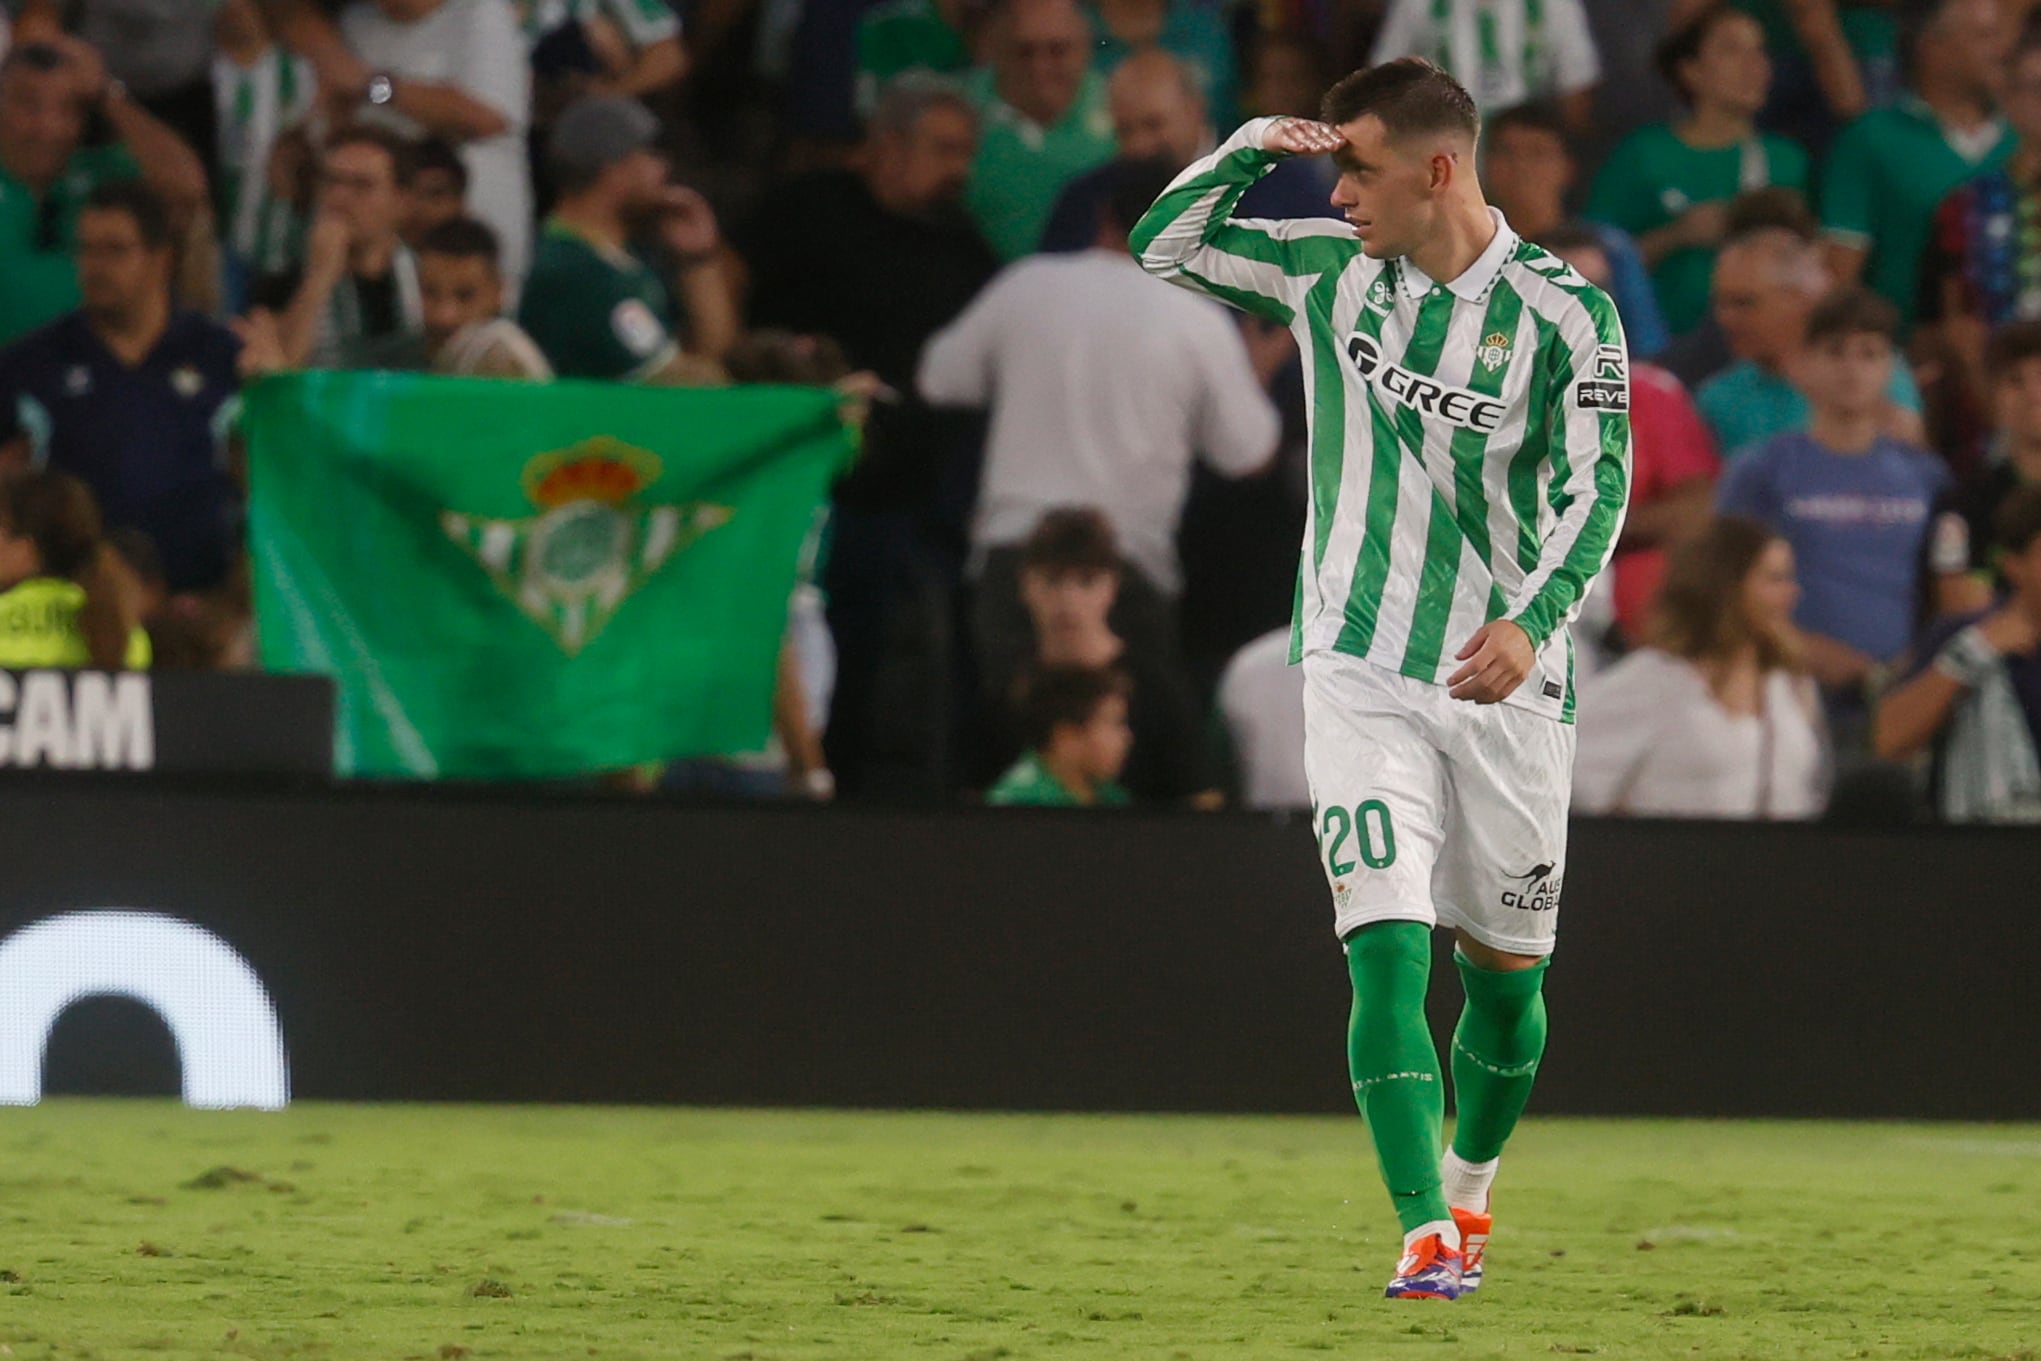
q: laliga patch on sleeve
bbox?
[1573,346,1630,410]
[610,299,668,358]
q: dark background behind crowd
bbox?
[1,0,2039,824]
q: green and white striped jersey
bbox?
[1131,118,1631,722]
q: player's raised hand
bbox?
[1448,620,1535,704]
[1262,118,1345,157]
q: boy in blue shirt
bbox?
[1718,287,1963,713]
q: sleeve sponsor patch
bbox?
[1573,344,1629,410]
[610,299,668,358]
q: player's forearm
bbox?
[1128,118,1282,274]
[1507,464,1629,650]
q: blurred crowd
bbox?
[0,0,2039,823]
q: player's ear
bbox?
[1427,149,1455,193]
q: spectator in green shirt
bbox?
[1666,0,1901,147]
[855,0,977,117]
[517,95,736,381]
[963,0,1116,260]
[1586,4,1811,337]
[0,38,208,345]
[986,663,1133,806]
[1821,0,2012,334]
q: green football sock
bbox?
[1449,952,1550,1164]
[1344,921,1451,1236]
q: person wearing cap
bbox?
[517,94,736,383]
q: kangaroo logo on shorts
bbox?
[1501,862,1562,913]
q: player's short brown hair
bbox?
[1320,57,1478,141]
[1986,319,2041,381]
[1021,507,1120,577]
[1803,287,1899,349]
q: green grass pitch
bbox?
[3,1101,2037,1360]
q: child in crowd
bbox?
[986,664,1133,807]
[0,471,149,670]
[1717,288,1960,727]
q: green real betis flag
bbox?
[245,371,852,780]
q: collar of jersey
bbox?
[1393,207,1518,304]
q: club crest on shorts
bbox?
[1477,330,1511,372]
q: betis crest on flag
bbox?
[244,371,852,780]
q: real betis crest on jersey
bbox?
[1477,330,1512,372]
[441,438,733,655]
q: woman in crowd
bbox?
[1574,516,1827,819]
[1586,2,1811,337]
[0,471,150,670]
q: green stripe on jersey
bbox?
[1402,280,1526,675]
[1335,286,1454,656]
[1510,311,1573,573]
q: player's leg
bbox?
[1301,655,1460,1291]
[1430,702,1575,1288]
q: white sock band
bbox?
[1440,1150,1499,1212]
[1403,1218,1461,1254]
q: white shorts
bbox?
[1302,651,1575,956]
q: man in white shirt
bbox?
[325,0,533,287]
[918,156,1281,689]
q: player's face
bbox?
[75,208,169,320]
[1993,355,2041,442]
[1076,693,1134,782]
[418,251,501,351]
[1800,332,1893,418]
[1020,566,1119,635]
[1328,115,1443,260]
[1741,538,1800,635]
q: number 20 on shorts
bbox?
[1319,799,1397,875]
